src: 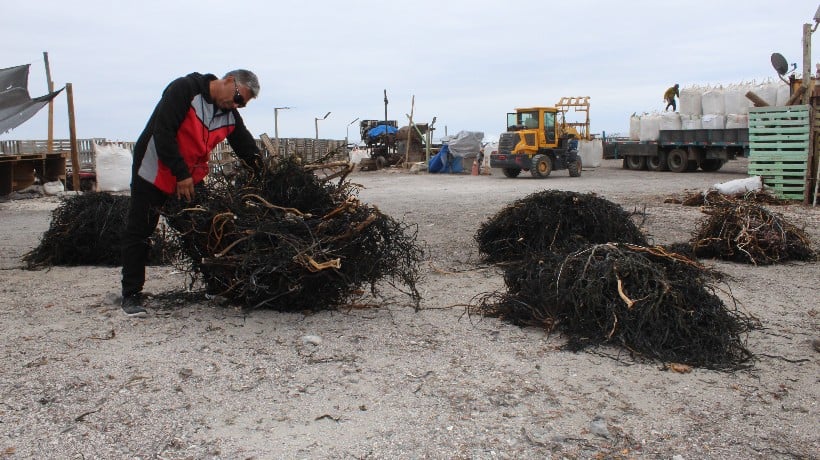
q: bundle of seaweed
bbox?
[475,190,647,264]
[691,202,815,265]
[162,157,423,311]
[23,192,174,268]
[474,243,756,370]
[681,189,789,207]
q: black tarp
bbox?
[0,64,63,134]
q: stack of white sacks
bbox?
[630,80,791,141]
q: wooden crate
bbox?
[748,105,810,200]
[0,152,67,196]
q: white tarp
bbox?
[441,130,483,158]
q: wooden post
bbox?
[66,83,81,192]
[43,52,55,153]
[803,23,812,105]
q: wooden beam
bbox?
[43,52,55,153]
[745,91,769,107]
[66,83,81,192]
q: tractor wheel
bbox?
[568,157,582,177]
[530,154,552,178]
[626,155,646,170]
[647,152,669,171]
[700,159,725,171]
[667,149,688,173]
[502,167,521,178]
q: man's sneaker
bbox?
[121,293,147,318]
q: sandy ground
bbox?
[0,158,818,459]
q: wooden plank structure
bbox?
[747,105,811,200]
[0,152,66,196]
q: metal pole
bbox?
[314,111,330,158]
[346,117,359,147]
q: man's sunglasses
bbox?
[233,80,246,108]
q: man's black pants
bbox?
[121,176,168,297]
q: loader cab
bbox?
[506,108,559,148]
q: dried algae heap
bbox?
[23,192,172,268]
[691,201,815,265]
[162,157,423,311]
[474,190,756,370]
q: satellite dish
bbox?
[771,53,789,76]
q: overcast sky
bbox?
[3,0,819,144]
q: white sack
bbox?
[701,114,725,130]
[679,87,702,116]
[701,88,725,115]
[349,147,370,169]
[94,143,132,192]
[639,114,660,141]
[775,83,791,106]
[579,139,601,168]
[659,112,682,130]
[726,114,748,129]
[713,176,762,195]
[752,82,778,106]
[724,84,752,115]
[629,114,641,140]
[43,180,64,195]
[680,114,702,130]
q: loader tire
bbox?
[568,158,582,177]
[530,154,552,178]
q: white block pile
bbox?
[630,80,789,141]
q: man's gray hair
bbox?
[225,69,260,98]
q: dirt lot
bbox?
[1,158,818,459]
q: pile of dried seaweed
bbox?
[680,189,788,207]
[475,190,647,263]
[162,157,423,311]
[474,243,756,370]
[23,192,174,268]
[691,202,815,265]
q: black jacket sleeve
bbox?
[227,111,262,172]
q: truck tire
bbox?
[626,155,646,170]
[530,154,552,178]
[667,149,688,173]
[700,159,725,171]
[502,167,521,178]
[568,157,582,177]
[647,152,669,171]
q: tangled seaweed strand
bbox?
[681,189,789,207]
[162,157,423,311]
[23,192,173,268]
[691,202,815,265]
[475,190,647,264]
[475,243,756,370]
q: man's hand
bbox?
[176,177,195,201]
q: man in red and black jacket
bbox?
[121,69,263,317]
